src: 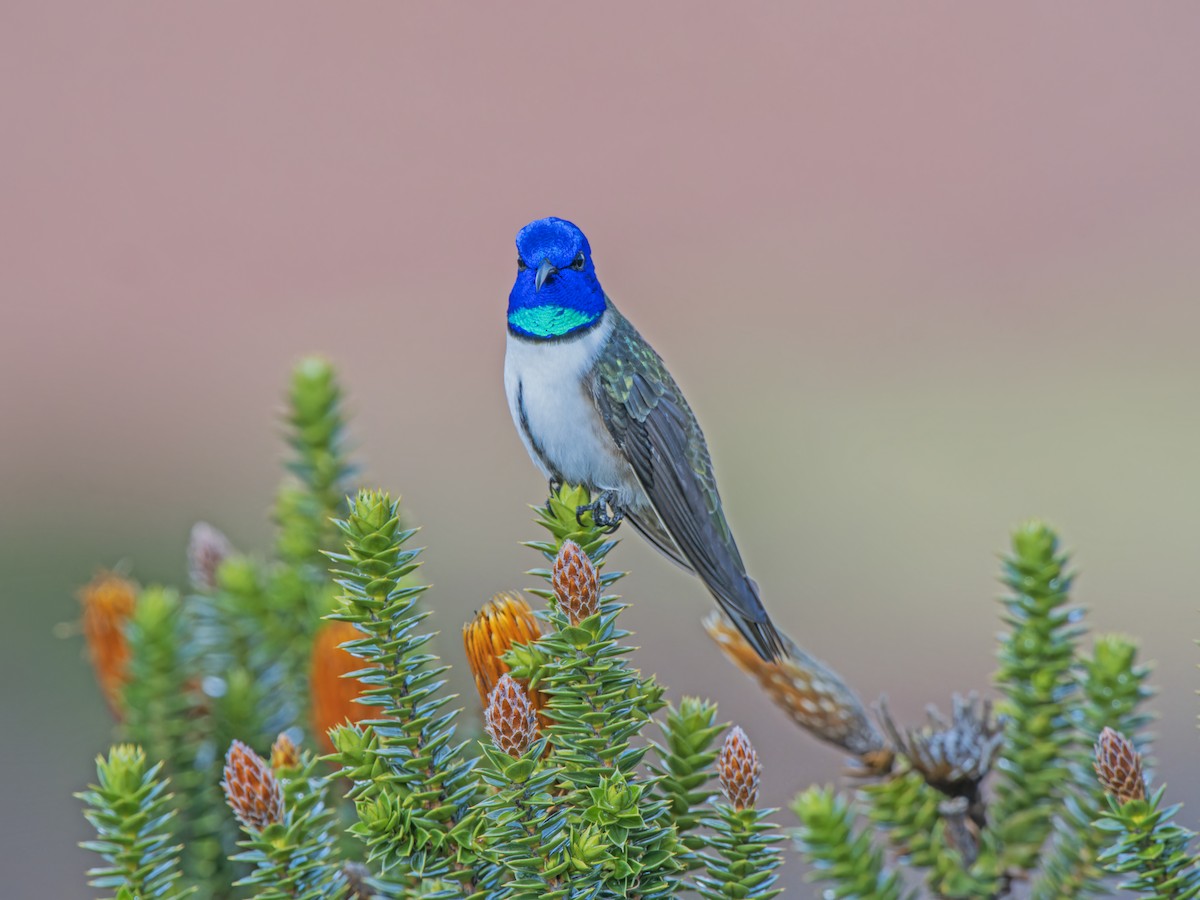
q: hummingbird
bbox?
[504,216,786,661]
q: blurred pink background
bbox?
[4,4,1200,896]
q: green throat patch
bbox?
[508,304,599,339]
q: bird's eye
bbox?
[569,252,586,271]
[517,257,528,271]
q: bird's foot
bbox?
[576,490,624,533]
[544,478,564,514]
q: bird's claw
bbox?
[544,478,564,514]
[576,491,624,533]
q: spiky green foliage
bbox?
[530,589,665,778]
[790,522,1080,899]
[788,520,1171,899]
[166,359,361,898]
[145,358,1200,900]
[325,489,487,890]
[271,354,358,679]
[186,568,295,898]
[650,698,724,861]
[523,488,662,784]
[861,769,1003,898]
[191,358,356,760]
[793,786,908,900]
[123,586,197,800]
[521,487,683,897]
[1095,787,1200,899]
[695,803,783,900]
[862,770,940,872]
[990,522,1083,871]
[196,553,296,746]
[276,355,356,573]
[315,485,790,899]
[1033,635,1155,899]
[472,743,568,898]
[229,750,348,900]
[526,483,621,569]
[1085,639,1200,897]
[72,359,365,900]
[74,351,1200,900]
[265,359,357,736]
[88,353,1200,900]
[121,585,230,893]
[78,361,798,900]
[78,745,191,899]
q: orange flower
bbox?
[310,620,387,754]
[78,570,138,717]
[222,740,284,830]
[463,591,546,711]
[270,732,300,771]
[717,726,762,810]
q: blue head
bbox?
[508,217,607,340]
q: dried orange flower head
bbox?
[718,726,762,810]
[552,540,599,624]
[463,591,543,708]
[79,570,138,716]
[485,674,538,758]
[270,732,300,771]
[879,693,1002,795]
[222,740,284,831]
[1094,726,1146,805]
[187,522,234,592]
[311,620,387,754]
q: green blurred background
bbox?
[4,3,1200,895]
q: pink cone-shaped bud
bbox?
[187,522,235,592]
[718,726,762,810]
[485,673,538,758]
[222,740,284,830]
[1094,726,1146,805]
[552,540,599,624]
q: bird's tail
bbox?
[714,575,787,662]
[702,611,891,768]
[625,502,785,660]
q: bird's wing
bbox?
[592,308,784,660]
[625,511,693,573]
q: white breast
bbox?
[504,316,640,506]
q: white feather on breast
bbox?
[504,316,642,507]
